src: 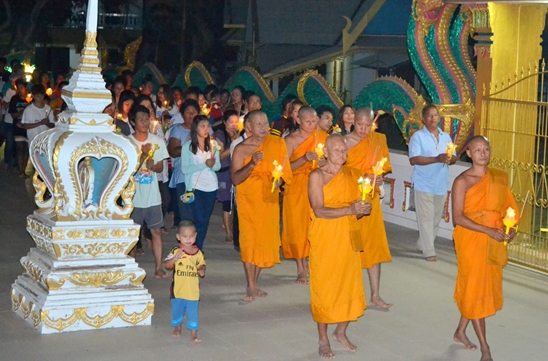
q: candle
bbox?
[209,139,215,158]
[142,144,160,171]
[312,143,325,168]
[271,160,283,193]
[371,109,385,131]
[370,157,388,199]
[237,116,245,131]
[357,176,373,201]
[315,143,324,158]
[152,120,158,134]
[372,157,387,176]
[502,207,517,245]
[26,94,33,103]
[163,100,168,108]
[116,113,123,120]
[46,88,53,96]
[332,124,342,134]
[201,103,211,116]
[446,142,457,158]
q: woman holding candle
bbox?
[226,85,246,116]
[168,100,201,228]
[103,77,125,118]
[451,135,518,361]
[214,110,240,243]
[115,90,135,136]
[155,84,179,121]
[180,115,221,251]
[335,105,355,135]
[282,100,303,138]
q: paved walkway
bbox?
[1,169,547,361]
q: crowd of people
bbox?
[0,62,517,360]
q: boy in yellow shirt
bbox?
[164,220,206,342]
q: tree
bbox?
[136,0,225,83]
[0,0,131,54]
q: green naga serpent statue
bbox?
[129,0,480,153]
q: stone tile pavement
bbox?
[1,169,547,361]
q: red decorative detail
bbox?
[403,181,413,211]
[444,191,451,222]
[382,177,396,209]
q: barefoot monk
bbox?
[451,136,518,361]
[308,134,370,358]
[282,106,328,284]
[345,107,392,310]
[231,110,293,302]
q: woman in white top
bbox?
[181,114,221,251]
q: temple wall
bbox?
[382,151,470,240]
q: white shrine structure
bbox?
[10,0,154,333]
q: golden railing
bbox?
[481,64,548,272]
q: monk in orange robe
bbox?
[308,134,371,359]
[451,136,518,361]
[283,106,328,284]
[345,107,392,309]
[232,110,293,302]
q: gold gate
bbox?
[481,63,548,272]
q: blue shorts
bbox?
[171,298,199,330]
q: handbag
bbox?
[180,170,203,204]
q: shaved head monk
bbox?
[282,106,328,284]
[231,110,293,302]
[451,136,518,361]
[344,107,393,309]
[308,134,371,358]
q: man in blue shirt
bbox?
[408,105,457,261]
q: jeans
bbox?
[3,122,15,167]
[176,182,193,223]
[169,186,180,226]
[189,189,217,251]
[232,192,240,251]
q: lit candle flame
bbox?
[446,142,457,158]
[370,157,388,199]
[332,124,342,134]
[46,88,53,97]
[142,144,160,171]
[503,207,517,245]
[271,160,284,193]
[357,176,373,201]
[312,143,325,168]
[315,143,324,158]
[201,103,211,116]
[237,116,245,131]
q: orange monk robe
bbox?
[309,166,366,323]
[236,134,293,268]
[453,168,518,320]
[346,132,392,268]
[282,130,328,260]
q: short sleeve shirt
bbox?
[408,126,454,195]
[165,246,205,300]
[21,103,55,142]
[168,124,191,187]
[129,133,169,208]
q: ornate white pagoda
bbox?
[10,0,154,334]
